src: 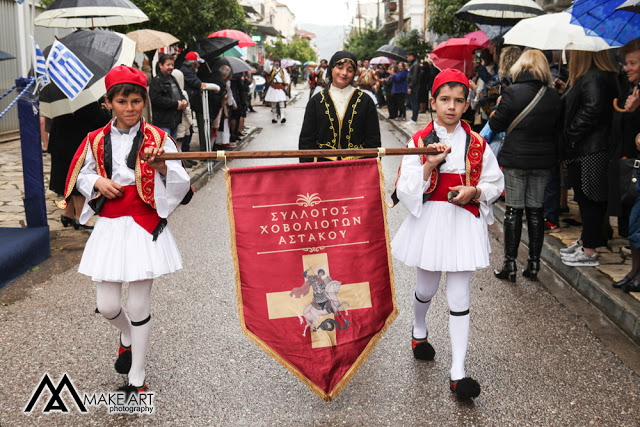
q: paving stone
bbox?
[0,205,26,213]
[597,252,624,265]
[597,264,633,282]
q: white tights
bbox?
[96,279,152,387]
[271,102,286,120]
[413,268,471,381]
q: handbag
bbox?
[619,158,640,206]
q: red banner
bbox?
[225,158,397,400]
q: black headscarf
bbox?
[327,50,358,85]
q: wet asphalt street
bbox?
[1,88,639,426]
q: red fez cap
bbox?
[185,51,205,63]
[105,65,147,92]
[432,68,469,96]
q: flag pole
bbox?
[158,147,441,160]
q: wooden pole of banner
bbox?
[157,147,440,161]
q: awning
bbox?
[254,24,282,37]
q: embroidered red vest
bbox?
[390,120,486,216]
[56,119,167,211]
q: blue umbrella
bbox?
[569,0,640,47]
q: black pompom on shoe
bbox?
[411,329,435,360]
[114,335,132,374]
[281,118,286,123]
[449,377,481,400]
[272,119,277,123]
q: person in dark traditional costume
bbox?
[299,51,381,162]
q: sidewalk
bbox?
[379,107,640,346]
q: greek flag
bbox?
[31,37,49,88]
[46,40,94,100]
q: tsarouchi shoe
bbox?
[114,334,132,374]
[449,377,481,400]
[411,328,435,361]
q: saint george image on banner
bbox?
[225,158,397,400]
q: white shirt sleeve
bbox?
[395,142,431,218]
[153,136,191,218]
[475,144,505,224]
[76,146,101,224]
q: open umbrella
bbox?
[34,0,148,28]
[222,46,247,57]
[570,0,640,47]
[456,0,544,26]
[175,36,238,68]
[39,30,136,118]
[376,44,407,62]
[432,38,483,75]
[504,12,612,51]
[371,56,394,65]
[304,61,317,67]
[126,29,179,53]
[464,30,491,49]
[208,29,256,48]
[429,52,466,75]
[0,50,15,61]
[281,58,296,68]
[210,56,253,74]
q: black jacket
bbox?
[489,72,562,169]
[299,88,381,162]
[561,67,617,160]
[407,59,420,90]
[149,73,184,129]
[179,64,203,113]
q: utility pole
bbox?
[397,0,404,35]
[358,0,362,34]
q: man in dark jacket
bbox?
[180,51,207,151]
[406,51,421,124]
[149,53,186,140]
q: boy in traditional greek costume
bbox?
[58,65,191,395]
[264,57,290,123]
[390,69,504,399]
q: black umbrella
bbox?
[455,0,544,26]
[175,37,239,69]
[375,44,408,62]
[39,29,136,118]
[34,0,148,28]
[0,50,15,62]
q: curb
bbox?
[381,113,640,346]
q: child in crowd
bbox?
[390,69,504,399]
[58,65,191,395]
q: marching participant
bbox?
[390,69,504,400]
[356,58,379,104]
[58,65,191,395]
[299,50,381,162]
[264,55,291,124]
[310,59,329,98]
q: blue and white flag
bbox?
[46,40,94,100]
[31,36,50,89]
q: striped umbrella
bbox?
[34,0,148,28]
[456,0,544,26]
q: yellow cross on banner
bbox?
[266,253,372,348]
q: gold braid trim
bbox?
[318,90,338,150]
[55,133,92,210]
[345,91,363,150]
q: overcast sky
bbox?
[281,0,375,58]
